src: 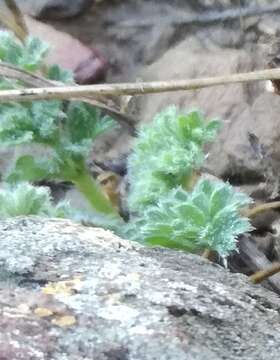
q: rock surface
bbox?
[25,16,107,84]
[0,216,280,360]
[15,0,92,20]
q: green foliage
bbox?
[0,31,118,216]
[124,107,253,258]
[0,31,48,72]
[0,182,69,218]
[125,179,253,257]
[0,30,253,258]
[47,64,74,83]
[128,106,220,211]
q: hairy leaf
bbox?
[125,179,253,257]
[127,106,220,211]
[0,31,48,71]
[0,182,69,218]
[6,155,60,183]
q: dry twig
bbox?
[242,201,280,219]
[0,63,136,134]
[0,68,279,102]
[249,262,280,284]
[1,0,28,41]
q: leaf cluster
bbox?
[0,31,253,258]
[128,106,220,211]
[124,107,253,257]
[0,182,69,218]
[0,31,115,184]
[126,179,253,257]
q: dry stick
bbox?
[202,249,212,259]
[0,63,52,87]
[2,0,28,41]
[242,201,280,219]
[249,262,280,284]
[0,68,280,103]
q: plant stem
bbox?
[72,170,119,217]
[242,201,280,218]
[4,0,28,41]
[249,262,280,284]
[202,249,212,259]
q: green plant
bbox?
[0,182,69,218]
[126,179,252,257]
[127,106,220,211]
[0,30,253,258]
[124,107,253,257]
[0,31,118,217]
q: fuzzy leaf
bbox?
[0,183,57,218]
[6,155,60,183]
[0,31,48,71]
[66,102,116,144]
[47,65,74,83]
[125,179,253,257]
[128,106,220,211]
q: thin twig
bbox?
[2,0,28,41]
[202,249,212,259]
[242,201,280,219]
[249,262,280,284]
[0,63,52,87]
[0,63,136,134]
[0,68,280,102]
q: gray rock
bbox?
[15,0,92,20]
[0,217,280,359]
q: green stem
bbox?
[72,170,119,217]
[181,171,199,191]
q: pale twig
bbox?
[249,262,280,284]
[2,0,28,41]
[0,68,280,102]
[242,201,280,219]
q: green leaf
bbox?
[0,31,22,65]
[127,106,221,211]
[0,31,49,71]
[30,100,63,142]
[21,36,49,71]
[66,102,116,145]
[126,179,252,257]
[0,182,52,218]
[47,65,74,83]
[6,155,60,183]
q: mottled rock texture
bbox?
[25,16,107,84]
[0,217,280,360]
[15,0,92,20]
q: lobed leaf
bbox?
[127,106,220,211]
[125,178,253,257]
[0,182,67,218]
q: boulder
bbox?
[15,0,92,20]
[25,16,107,84]
[0,216,280,359]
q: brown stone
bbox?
[25,16,106,83]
